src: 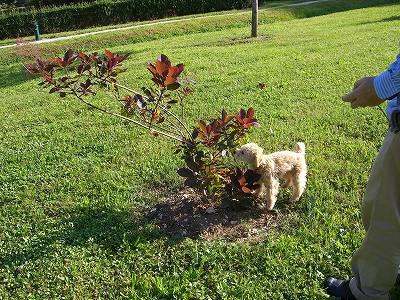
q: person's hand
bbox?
[342,76,384,108]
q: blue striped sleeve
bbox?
[374,54,400,100]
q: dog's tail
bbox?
[295,142,305,155]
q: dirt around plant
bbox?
[145,188,289,241]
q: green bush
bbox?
[0,0,253,39]
[29,0,97,8]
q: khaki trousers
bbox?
[350,132,400,300]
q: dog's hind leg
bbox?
[291,169,307,202]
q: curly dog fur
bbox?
[235,142,307,210]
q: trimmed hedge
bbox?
[0,0,253,39]
[29,0,97,7]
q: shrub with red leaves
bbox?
[27,49,261,208]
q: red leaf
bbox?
[105,49,114,61]
[198,120,207,135]
[148,54,184,88]
[247,107,254,119]
[239,108,246,119]
[155,54,171,76]
[77,64,84,74]
[238,176,246,186]
[63,49,73,61]
[79,51,88,60]
[235,107,260,129]
[165,64,184,85]
[42,74,53,83]
[116,53,129,63]
[90,53,98,62]
[53,57,65,67]
[241,186,252,194]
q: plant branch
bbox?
[163,118,185,137]
[209,131,243,164]
[109,83,185,138]
[115,82,192,138]
[72,91,188,144]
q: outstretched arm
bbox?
[342,54,400,108]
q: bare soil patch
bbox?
[145,188,289,241]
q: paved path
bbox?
[0,0,333,50]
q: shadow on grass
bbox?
[0,64,35,89]
[170,0,398,50]
[0,205,176,267]
[61,206,168,248]
[358,15,400,25]
[283,0,398,20]
[175,34,273,50]
[0,195,289,268]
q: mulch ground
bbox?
[145,188,289,241]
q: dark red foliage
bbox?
[230,168,261,194]
[217,109,234,128]
[235,107,260,129]
[25,58,55,83]
[77,51,93,74]
[53,49,78,68]
[148,54,184,90]
[78,79,95,95]
[102,49,129,75]
[197,119,221,146]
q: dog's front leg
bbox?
[265,177,279,210]
[254,182,266,208]
[254,180,265,198]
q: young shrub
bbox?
[26,49,261,208]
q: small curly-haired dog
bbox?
[235,142,307,210]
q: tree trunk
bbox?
[251,0,258,38]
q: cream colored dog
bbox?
[235,142,307,210]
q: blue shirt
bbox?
[374,54,400,119]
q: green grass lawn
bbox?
[1,0,400,299]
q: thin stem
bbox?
[177,91,185,123]
[72,91,187,143]
[163,118,185,137]
[112,82,143,98]
[134,109,184,137]
[108,84,185,138]
[149,89,164,129]
[159,103,192,137]
[115,82,192,138]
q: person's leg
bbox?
[349,132,400,300]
